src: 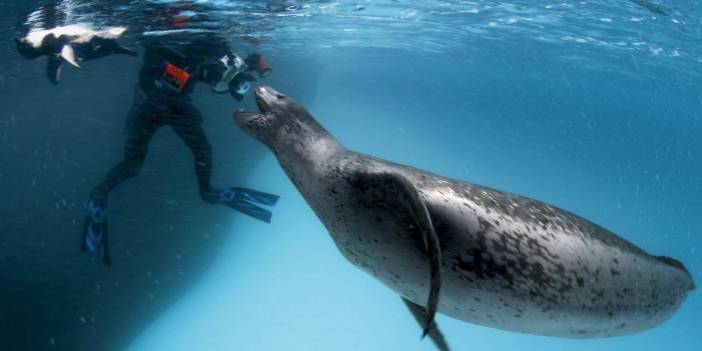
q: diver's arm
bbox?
[193,33,232,85]
[196,34,271,100]
[198,53,256,101]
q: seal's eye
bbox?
[276,93,285,99]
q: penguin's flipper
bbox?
[60,44,81,67]
[47,55,63,84]
[402,298,451,351]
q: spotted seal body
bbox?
[234,86,695,340]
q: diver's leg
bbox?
[169,107,217,203]
[89,112,158,205]
[83,98,159,265]
[170,104,278,222]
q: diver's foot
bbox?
[81,200,111,266]
[217,187,279,223]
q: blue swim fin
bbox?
[81,201,111,266]
[218,187,279,223]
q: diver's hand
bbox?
[229,73,256,101]
[245,53,271,77]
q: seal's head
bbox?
[234,86,330,152]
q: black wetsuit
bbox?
[90,32,232,205]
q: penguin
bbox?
[15,25,137,84]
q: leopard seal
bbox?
[233,86,695,349]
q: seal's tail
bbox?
[655,256,695,291]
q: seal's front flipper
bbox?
[352,172,443,338]
[402,298,451,351]
[218,187,280,223]
[47,56,63,84]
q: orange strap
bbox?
[164,63,191,92]
[257,57,270,72]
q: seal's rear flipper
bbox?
[655,255,694,290]
[351,172,443,338]
[47,56,63,84]
[402,298,451,351]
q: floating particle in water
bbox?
[400,9,417,19]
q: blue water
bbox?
[0,1,700,350]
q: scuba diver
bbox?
[79,6,278,266]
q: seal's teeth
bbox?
[255,94,267,112]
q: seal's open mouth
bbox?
[255,91,268,113]
[233,86,278,128]
[254,86,276,113]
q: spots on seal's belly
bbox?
[452,248,514,286]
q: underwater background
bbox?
[0,0,700,350]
